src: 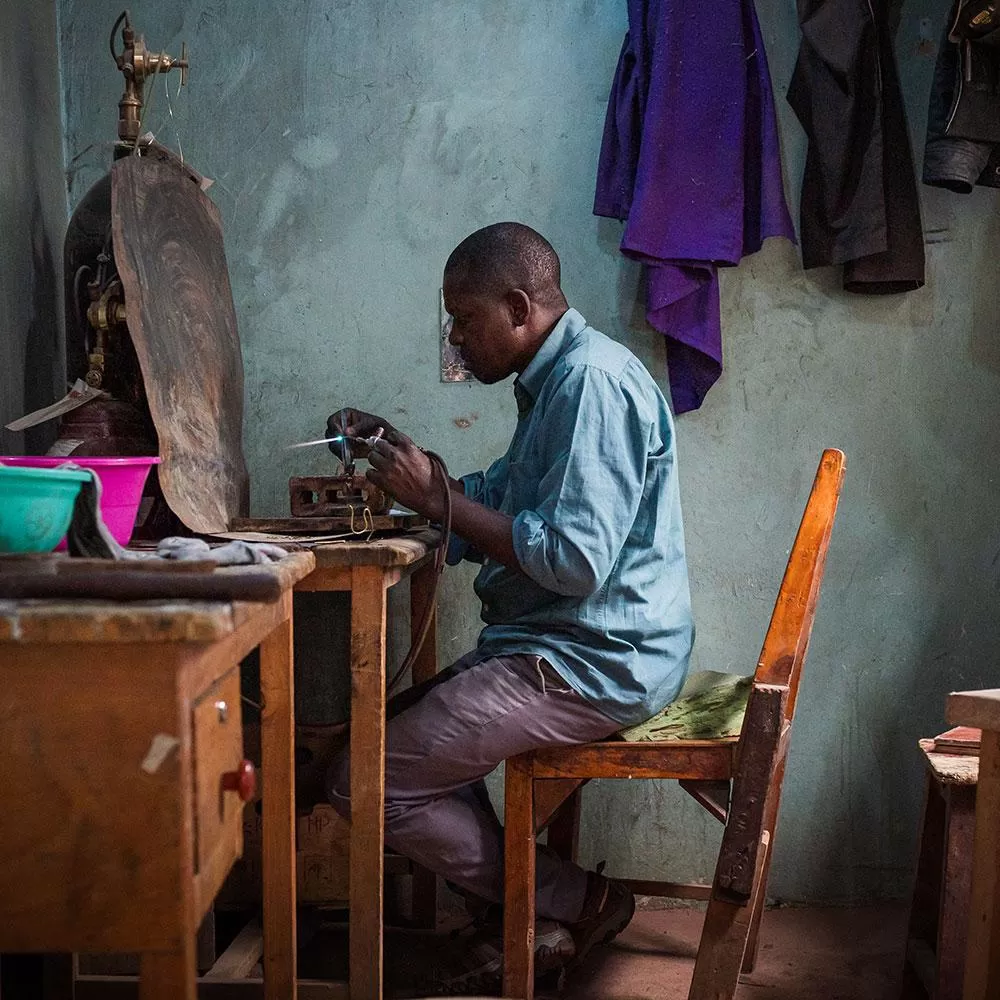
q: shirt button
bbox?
[483,603,490,613]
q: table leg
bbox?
[965,729,1000,1000]
[260,593,297,1000]
[939,784,975,1000]
[409,561,439,929]
[350,566,388,1000]
[139,947,195,1000]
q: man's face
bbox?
[443,274,520,384]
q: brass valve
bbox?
[110,10,189,146]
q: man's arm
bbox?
[366,434,520,568]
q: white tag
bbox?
[4,380,108,432]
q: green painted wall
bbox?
[0,0,67,455]
[57,0,1000,902]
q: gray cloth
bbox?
[156,537,288,565]
[61,462,287,566]
[326,650,621,924]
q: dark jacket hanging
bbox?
[787,0,925,294]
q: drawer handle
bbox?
[221,760,256,802]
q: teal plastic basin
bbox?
[0,464,92,554]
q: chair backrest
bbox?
[751,449,846,722]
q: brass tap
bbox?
[110,10,189,146]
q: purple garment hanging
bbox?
[594,0,795,413]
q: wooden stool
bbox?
[901,741,978,1000]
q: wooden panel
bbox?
[258,595,297,1000]
[920,739,980,786]
[0,648,188,952]
[112,153,248,534]
[962,728,1000,1000]
[348,566,387,1000]
[140,948,196,1000]
[192,669,243,879]
[533,778,585,833]
[503,755,536,1000]
[948,690,1000,733]
[680,779,730,823]
[530,740,735,780]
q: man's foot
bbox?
[565,870,635,969]
[428,920,575,996]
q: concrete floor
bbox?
[297,902,910,998]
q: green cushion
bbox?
[618,670,752,742]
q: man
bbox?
[326,222,693,992]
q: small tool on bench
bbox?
[287,429,390,517]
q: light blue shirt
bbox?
[447,308,694,726]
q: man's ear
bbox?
[505,288,531,327]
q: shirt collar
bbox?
[513,308,587,414]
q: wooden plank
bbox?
[621,879,712,901]
[530,741,735,781]
[948,690,1000,733]
[348,566,388,1000]
[962,728,1000,1000]
[409,560,439,929]
[680,779,730,823]
[503,755,536,1000]
[310,530,440,569]
[112,152,248,534]
[259,594,297,1000]
[920,739,980,786]
[715,685,788,902]
[755,449,845,716]
[230,514,424,534]
[204,920,263,981]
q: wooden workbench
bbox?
[295,529,442,1000]
[0,551,315,1000]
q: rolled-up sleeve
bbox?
[511,364,649,597]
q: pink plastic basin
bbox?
[0,456,160,548]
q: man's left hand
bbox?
[366,433,443,520]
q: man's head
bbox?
[443,222,569,384]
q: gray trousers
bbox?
[326,650,621,924]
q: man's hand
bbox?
[366,434,445,520]
[325,407,398,461]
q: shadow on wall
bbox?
[21,195,60,456]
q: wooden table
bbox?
[947,689,1000,1000]
[294,529,442,1000]
[0,552,314,1000]
[901,740,978,1000]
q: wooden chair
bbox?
[501,448,846,999]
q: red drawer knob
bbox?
[222,760,256,802]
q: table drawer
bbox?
[192,668,246,886]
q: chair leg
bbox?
[504,755,537,1000]
[688,831,770,1000]
[546,787,582,862]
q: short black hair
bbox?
[444,222,566,307]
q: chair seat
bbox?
[618,670,752,742]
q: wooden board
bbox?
[112,153,248,534]
[229,513,426,535]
